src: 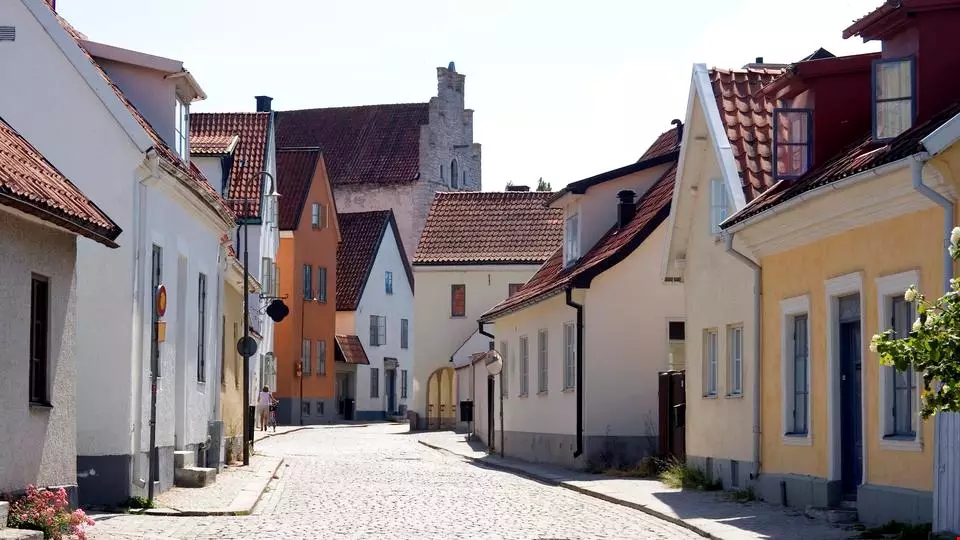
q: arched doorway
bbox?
[425,367,455,430]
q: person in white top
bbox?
[257,386,276,432]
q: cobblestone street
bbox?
[88,424,702,539]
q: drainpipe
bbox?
[565,288,585,458]
[131,148,160,491]
[910,153,953,533]
[724,233,762,480]
[478,321,502,457]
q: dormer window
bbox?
[873,57,915,140]
[451,159,459,189]
[564,212,580,267]
[174,98,189,161]
[709,178,729,236]
[773,109,812,180]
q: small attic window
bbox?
[873,57,915,140]
[773,109,812,180]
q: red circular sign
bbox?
[156,284,167,317]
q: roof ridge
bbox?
[279,102,430,114]
[277,146,322,152]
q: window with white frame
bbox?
[519,335,529,396]
[709,179,729,235]
[369,315,386,346]
[789,314,809,435]
[500,340,509,398]
[564,212,580,267]
[703,329,718,396]
[727,325,743,395]
[174,98,189,161]
[874,57,915,140]
[311,203,326,229]
[537,329,548,393]
[385,271,393,295]
[876,270,921,445]
[563,322,575,390]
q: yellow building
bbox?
[220,254,260,464]
[723,102,960,524]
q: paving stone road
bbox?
[89,424,703,540]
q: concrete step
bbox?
[173,450,196,469]
[804,505,858,524]
[174,466,217,488]
[0,530,44,540]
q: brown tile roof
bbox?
[724,102,960,228]
[709,67,784,201]
[190,113,270,218]
[482,162,677,321]
[190,134,238,155]
[638,125,681,161]
[0,115,121,247]
[336,210,413,311]
[334,335,370,365]
[414,191,563,265]
[276,147,322,231]
[51,9,235,226]
[275,103,428,187]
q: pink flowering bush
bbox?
[6,485,95,540]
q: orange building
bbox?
[274,147,340,424]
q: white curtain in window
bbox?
[876,60,912,139]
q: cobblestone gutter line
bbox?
[417,439,716,540]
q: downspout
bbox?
[724,233,762,480]
[910,153,952,533]
[478,321,502,457]
[565,288,585,458]
[131,148,160,489]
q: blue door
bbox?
[839,294,863,499]
[386,368,397,414]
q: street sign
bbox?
[156,284,167,318]
[266,299,289,322]
[237,336,258,358]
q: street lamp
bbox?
[484,350,505,458]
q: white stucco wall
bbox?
[411,265,541,420]
[351,225,414,416]
[97,59,179,149]
[193,156,223,194]
[0,209,78,493]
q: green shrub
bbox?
[658,459,722,491]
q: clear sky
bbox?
[58,0,881,191]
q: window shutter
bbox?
[370,315,377,345]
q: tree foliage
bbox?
[871,226,960,418]
[536,177,552,191]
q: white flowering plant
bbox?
[870,226,960,419]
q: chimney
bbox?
[617,190,636,228]
[255,96,273,112]
[755,56,763,64]
[671,118,683,147]
[506,185,530,192]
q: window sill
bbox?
[519,393,529,398]
[562,387,576,393]
[450,315,466,319]
[725,392,743,399]
[702,393,718,399]
[782,434,812,446]
[29,401,53,410]
[880,436,922,452]
[537,390,548,396]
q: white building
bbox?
[412,189,563,430]
[0,1,236,504]
[0,115,122,504]
[191,102,281,399]
[334,211,415,421]
[478,127,685,469]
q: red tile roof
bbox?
[190,134,238,155]
[414,191,563,265]
[190,113,270,218]
[710,67,784,201]
[482,163,677,321]
[0,115,121,247]
[275,104,428,187]
[276,147,322,231]
[842,0,901,40]
[334,334,370,365]
[336,210,413,311]
[724,102,960,228]
[51,10,235,226]
[638,125,681,161]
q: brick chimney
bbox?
[255,96,273,112]
[506,185,530,192]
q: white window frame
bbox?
[369,315,386,346]
[500,340,509,398]
[174,97,189,161]
[537,329,548,394]
[563,322,575,390]
[519,335,529,396]
[875,270,923,452]
[261,257,273,295]
[873,57,915,141]
[709,178,729,236]
[780,294,812,445]
[703,328,718,397]
[727,324,743,396]
[564,210,580,267]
